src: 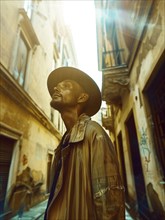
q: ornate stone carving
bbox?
[102,67,130,106]
[102,115,114,132]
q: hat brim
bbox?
[47,67,102,116]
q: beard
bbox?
[50,99,63,111]
[50,99,77,112]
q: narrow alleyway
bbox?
[11,200,136,220]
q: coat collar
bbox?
[68,114,91,143]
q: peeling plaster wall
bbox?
[0,91,59,193]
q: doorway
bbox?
[126,112,149,218]
[146,62,165,179]
[0,135,15,214]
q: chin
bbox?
[50,100,61,110]
[50,100,56,105]
[50,100,56,108]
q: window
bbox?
[57,35,61,52]
[58,114,61,131]
[62,45,69,66]
[103,17,125,68]
[52,58,57,71]
[13,33,30,86]
[52,45,58,69]
[10,8,39,88]
[50,108,54,123]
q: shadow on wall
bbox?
[147,182,165,220]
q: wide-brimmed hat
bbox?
[47,67,102,116]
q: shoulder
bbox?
[86,120,108,137]
[85,120,114,152]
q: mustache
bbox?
[52,92,61,98]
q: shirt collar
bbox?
[68,114,91,143]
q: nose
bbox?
[53,82,62,93]
[53,86,61,96]
[53,86,59,92]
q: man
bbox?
[45,67,125,220]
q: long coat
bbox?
[45,114,125,220]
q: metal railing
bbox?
[102,49,126,69]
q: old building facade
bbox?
[0,0,77,217]
[95,0,165,219]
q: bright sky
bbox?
[62,0,102,90]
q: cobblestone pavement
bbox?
[11,200,47,220]
[11,200,135,220]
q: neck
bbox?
[60,110,80,131]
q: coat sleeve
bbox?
[90,125,125,220]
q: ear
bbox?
[77,93,89,103]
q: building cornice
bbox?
[0,63,61,140]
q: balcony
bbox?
[95,0,153,107]
[102,49,126,69]
[101,48,129,106]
